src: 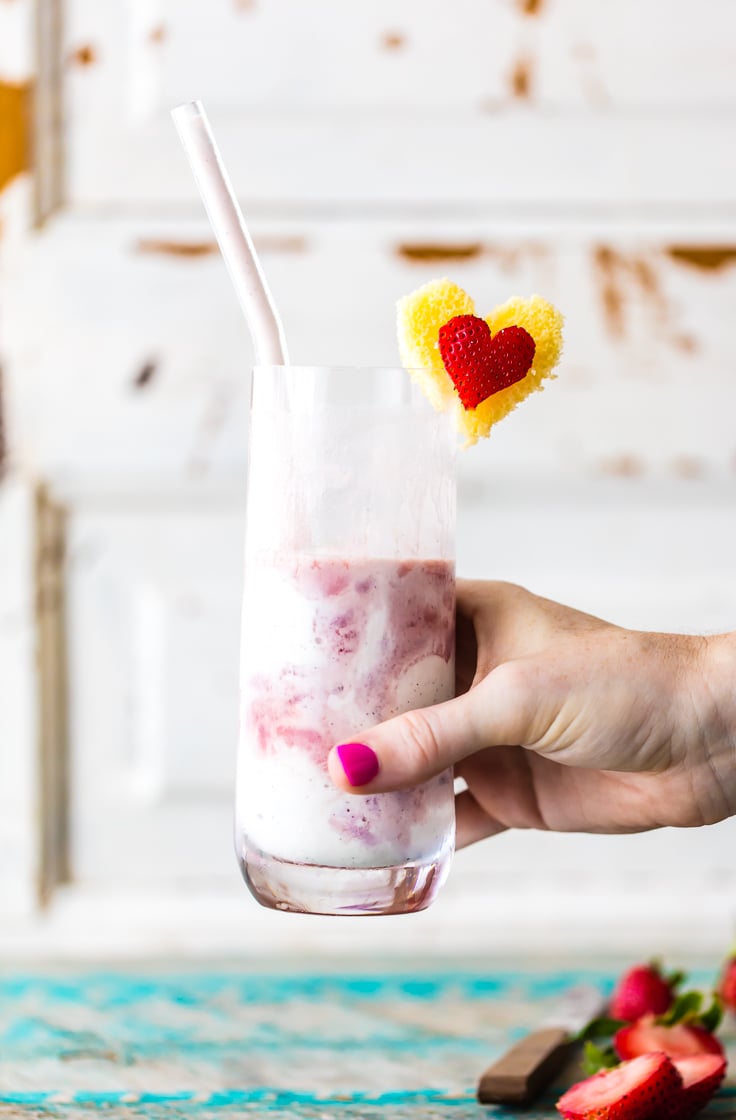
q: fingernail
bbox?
[335,742,379,787]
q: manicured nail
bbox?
[335,742,379,787]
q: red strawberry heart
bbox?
[438,314,536,410]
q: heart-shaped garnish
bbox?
[396,280,563,442]
[438,315,536,410]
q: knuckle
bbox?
[492,658,532,699]
[485,659,537,739]
[397,707,445,775]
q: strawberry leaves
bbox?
[578,1017,628,1075]
[582,1039,621,1076]
[660,990,722,1030]
[693,995,723,1034]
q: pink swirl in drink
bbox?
[238,553,455,873]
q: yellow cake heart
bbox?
[397,279,476,411]
[397,279,564,444]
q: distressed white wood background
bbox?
[1,0,736,956]
[0,0,39,924]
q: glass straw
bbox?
[171,100,289,365]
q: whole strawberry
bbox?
[718,955,736,1012]
[610,962,680,1022]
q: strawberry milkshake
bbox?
[237,553,454,867]
[235,365,456,915]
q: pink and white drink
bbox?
[235,366,456,915]
[172,103,456,915]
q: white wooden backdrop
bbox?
[1,0,736,957]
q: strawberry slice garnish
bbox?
[614,1016,724,1062]
[438,315,535,410]
[556,1052,682,1120]
[670,1054,727,1119]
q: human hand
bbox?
[327,581,736,847]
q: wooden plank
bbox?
[65,109,736,208]
[66,499,245,884]
[0,965,604,1118]
[36,487,70,902]
[64,0,736,113]
[0,81,32,196]
[0,965,731,1118]
[0,0,34,200]
[0,0,33,83]
[5,214,736,481]
[35,0,65,223]
[0,477,40,918]
[61,0,736,205]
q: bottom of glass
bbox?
[238,843,453,917]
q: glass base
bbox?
[238,843,452,916]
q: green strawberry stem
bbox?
[664,968,687,991]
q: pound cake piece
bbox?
[397,279,564,445]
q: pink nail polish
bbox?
[335,742,379,787]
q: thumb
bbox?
[327,660,537,793]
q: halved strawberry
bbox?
[670,1054,727,1119]
[556,1052,682,1120]
[614,1016,724,1062]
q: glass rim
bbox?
[252,364,437,375]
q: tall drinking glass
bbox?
[235,366,456,916]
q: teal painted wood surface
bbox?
[0,967,734,1118]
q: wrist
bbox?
[691,631,736,819]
